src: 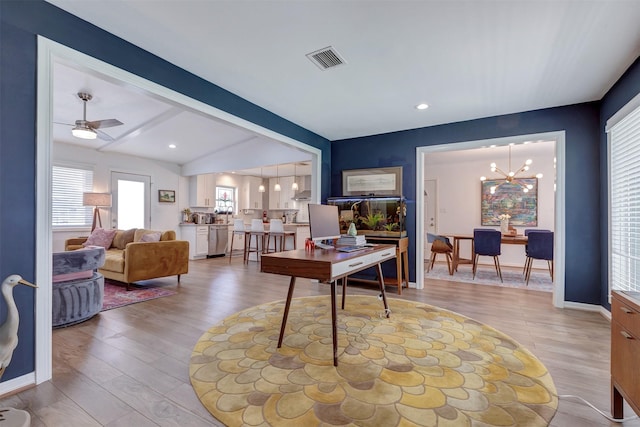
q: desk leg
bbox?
[376,263,390,318]
[331,279,338,366]
[277,276,297,348]
[341,277,347,310]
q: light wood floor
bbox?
[1,256,639,426]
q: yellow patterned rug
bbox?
[190,296,557,426]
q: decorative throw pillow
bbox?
[82,227,117,249]
[112,228,136,249]
[140,232,162,242]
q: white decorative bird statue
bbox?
[0,274,37,381]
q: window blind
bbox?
[52,165,94,227]
[610,104,640,292]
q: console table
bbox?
[611,290,640,419]
[261,245,397,366]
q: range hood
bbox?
[292,190,311,201]
[291,175,312,200]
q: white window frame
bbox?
[215,185,236,214]
[607,92,640,299]
[52,164,94,229]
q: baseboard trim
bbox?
[0,373,35,398]
[563,300,611,320]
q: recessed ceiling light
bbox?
[415,103,429,110]
[168,144,176,149]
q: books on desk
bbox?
[337,235,366,246]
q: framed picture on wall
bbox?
[158,189,175,203]
[480,179,537,226]
[342,167,402,196]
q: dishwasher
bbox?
[208,224,229,257]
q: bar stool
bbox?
[245,219,266,263]
[228,219,246,264]
[265,219,285,253]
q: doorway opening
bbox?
[416,133,565,308]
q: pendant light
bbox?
[480,144,543,193]
[274,165,281,192]
[292,163,299,191]
[258,167,265,193]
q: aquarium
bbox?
[327,196,406,238]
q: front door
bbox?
[110,171,151,229]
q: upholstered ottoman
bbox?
[52,246,106,328]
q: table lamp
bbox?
[83,192,112,231]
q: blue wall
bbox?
[332,104,602,303]
[0,0,330,382]
[2,0,639,386]
[599,56,640,309]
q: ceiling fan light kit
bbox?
[70,92,123,141]
[72,123,97,139]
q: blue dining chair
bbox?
[522,229,550,274]
[473,228,503,282]
[524,231,554,285]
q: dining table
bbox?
[445,233,528,272]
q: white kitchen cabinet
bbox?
[269,176,295,210]
[241,176,263,210]
[189,174,216,207]
[180,225,209,260]
[295,225,310,249]
[195,226,209,257]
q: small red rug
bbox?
[102,280,177,311]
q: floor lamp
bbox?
[83,192,112,232]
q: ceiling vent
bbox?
[306,46,346,70]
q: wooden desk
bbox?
[261,245,397,366]
[447,233,528,272]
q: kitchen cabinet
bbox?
[180,225,209,260]
[295,225,310,250]
[189,174,216,207]
[241,176,263,210]
[269,176,295,210]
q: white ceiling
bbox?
[47,0,640,173]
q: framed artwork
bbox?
[158,189,175,203]
[342,167,402,196]
[480,179,537,226]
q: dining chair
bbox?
[472,228,503,282]
[426,233,453,275]
[524,231,554,285]
[245,219,266,263]
[522,229,550,274]
[228,219,246,264]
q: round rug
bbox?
[190,296,557,426]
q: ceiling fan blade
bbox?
[95,128,115,142]
[53,121,74,126]
[88,119,123,129]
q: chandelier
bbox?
[480,145,543,194]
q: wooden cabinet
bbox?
[269,176,295,210]
[241,176,263,210]
[611,290,640,419]
[189,174,216,207]
[180,225,209,260]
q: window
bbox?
[609,95,640,293]
[52,165,94,227]
[215,186,235,213]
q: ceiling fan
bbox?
[66,92,123,141]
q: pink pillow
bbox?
[140,232,161,242]
[83,228,118,249]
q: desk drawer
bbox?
[612,320,640,404]
[332,249,395,278]
[612,294,640,336]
